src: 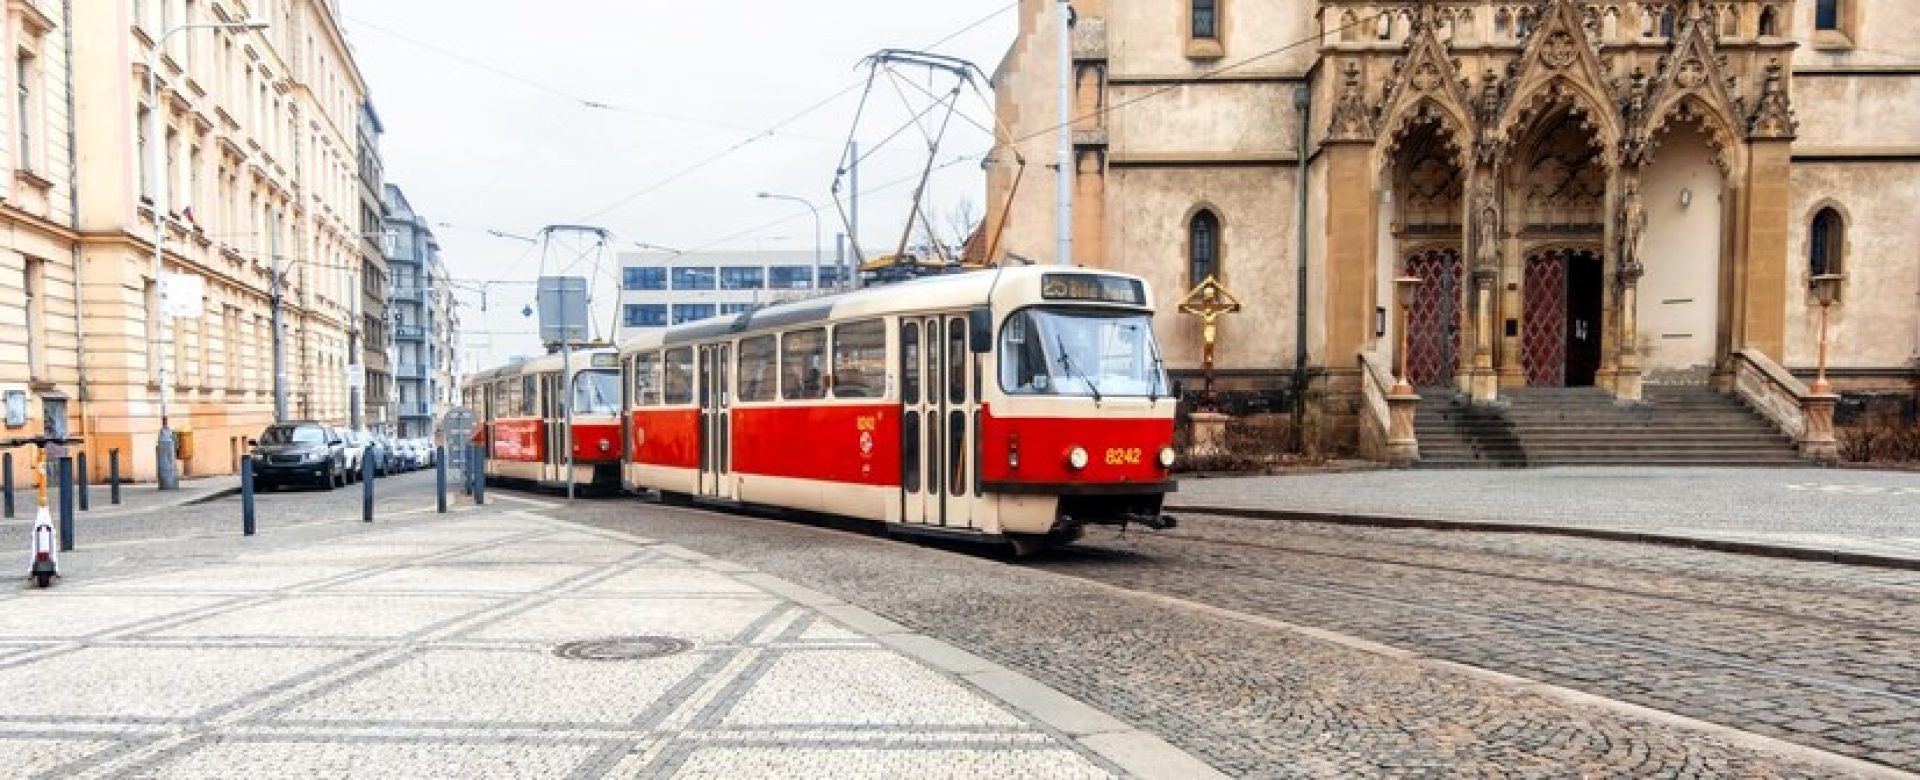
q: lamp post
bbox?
[146,17,269,489]
[1811,273,1844,394]
[1393,275,1424,395]
[757,192,825,290]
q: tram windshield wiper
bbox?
[1056,336,1102,404]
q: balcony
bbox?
[394,325,426,341]
[396,364,429,381]
[391,286,425,303]
[399,402,432,419]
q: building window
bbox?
[719,303,754,316]
[1659,8,1676,37]
[622,304,667,328]
[23,258,43,380]
[672,303,716,324]
[1809,207,1844,280]
[818,267,847,288]
[1758,6,1780,36]
[1189,209,1220,287]
[671,266,716,290]
[621,266,666,290]
[137,107,153,201]
[770,266,813,290]
[1192,0,1218,39]
[1815,0,1840,30]
[16,54,33,171]
[720,266,765,290]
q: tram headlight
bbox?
[598,439,611,453]
[1066,446,1089,471]
[1158,446,1176,469]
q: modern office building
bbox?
[615,250,844,339]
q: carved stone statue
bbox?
[1474,177,1501,269]
[1619,177,1647,268]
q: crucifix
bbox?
[1178,276,1243,409]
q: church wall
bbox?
[1785,162,1920,372]
[1108,165,1299,373]
[1638,123,1726,373]
[1107,82,1300,158]
[1792,75,1920,151]
[1104,0,1318,77]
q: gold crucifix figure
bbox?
[1178,276,1243,408]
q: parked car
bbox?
[360,432,392,477]
[338,428,368,483]
[391,439,419,471]
[249,422,348,490]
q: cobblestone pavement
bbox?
[1173,467,1920,562]
[0,494,1172,779]
[561,497,1901,779]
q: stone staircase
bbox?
[1413,385,1808,468]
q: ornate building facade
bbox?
[989,0,1919,453]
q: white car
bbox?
[336,427,369,483]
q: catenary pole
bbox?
[1055,0,1074,267]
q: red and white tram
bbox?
[464,349,626,490]
[618,266,1178,550]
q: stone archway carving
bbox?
[1624,9,1748,177]
[1371,3,1478,181]
[1485,0,1624,165]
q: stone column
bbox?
[1737,140,1793,358]
[1385,389,1421,465]
[1615,262,1645,403]
[1469,268,1499,403]
[1800,392,1840,463]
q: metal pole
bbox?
[361,448,374,523]
[472,445,486,506]
[1055,0,1074,267]
[56,457,73,552]
[148,45,179,491]
[849,140,861,287]
[810,204,822,291]
[270,207,288,422]
[435,446,447,513]
[76,452,88,512]
[109,449,121,505]
[2,452,13,519]
[1292,85,1313,449]
[564,341,575,503]
[240,455,255,536]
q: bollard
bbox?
[2,451,12,519]
[77,452,89,512]
[435,447,448,514]
[57,457,74,552]
[472,446,486,506]
[109,449,121,505]
[362,451,374,523]
[240,456,256,536]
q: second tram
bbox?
[464,348,626,490]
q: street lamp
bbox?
[757,192,826,291]
[1811,273,1844,394]
[146,17,270,490]
[631,241,684,256]
[1393,275,1424,395]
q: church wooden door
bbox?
[1404,248,1462,388]
[1523,248,1603,387]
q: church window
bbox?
[1189,209,1220,287]
[1495,9,1510,38]
[1809,207,1844,280]
[1659,8,1676,37]
[1815,0,1840,31]
[1192,0,1218,39]
[1376,11,1393,40]
[1758,6,1779,36]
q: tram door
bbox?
[900,316,972,528]
[696,344,731,498]
[542,372,565,484]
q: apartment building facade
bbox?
[382,183,460,439]
[356,99,389,432]
[615,249,841,341]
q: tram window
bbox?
[902,412,920,492]
[901,322,920,405]
[948,410,965,497]
[521,376,537,417]
[633,352,662,407]
[781,328,828,400]
[662,347,695,405]
[832,319,887,399]
[947,317,967,404]
[738,336,777,402]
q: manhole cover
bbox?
[552,636,693,661]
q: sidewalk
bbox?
[0,498,1217,779]
[1171,467,1920,569]
[77,475,242,519]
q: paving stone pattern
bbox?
[1174,467,1920,561]
[0,506,1121,779]
[565,499,1868,779]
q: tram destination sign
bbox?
[1041,273,1146,306]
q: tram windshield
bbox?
[572,370,621,416]
[1000,308,1167,399]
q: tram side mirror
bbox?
[968,309,992,353]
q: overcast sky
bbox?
[340,1,1020,370]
